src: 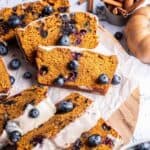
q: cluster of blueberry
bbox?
[57,14,76,46]
[0,42,33,86]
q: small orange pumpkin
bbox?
[125,6,150,63]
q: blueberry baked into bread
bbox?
[0,58,11,99]
[36,47,118,95]
[0,0,70,42]
[16,12,99,63]
[0,86,56,148]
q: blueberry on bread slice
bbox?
[0,58,11,99]
[68,119,123,150]
[0,86,56,147]
[36,47,118,95]
[0,0,70,42]
[16,12,99,63]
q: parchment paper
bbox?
[1,0,150,122]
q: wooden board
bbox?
[98,25,140,144]
[108,88,140,144]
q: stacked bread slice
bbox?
[0,0,124,149]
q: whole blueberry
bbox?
[87,134,101,147]
[29,108,40,118]
[56,100,74,113]
[67,60,78,70]
[8,131,21,143]
[23,72,32,79]
[9,75,15,85]
[54,75,65,86]
[9,58,21,70]
[8,15,21,28]
[97,74,109,84]
[112,75,121,85]
[42,5,53,16]
[133,142,150,150]
[0,43,8,56]
[114,32,123,40]
[58,35,70,46]
[96,6,106,19]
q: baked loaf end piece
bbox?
[36,47,118,95]
[0,58,11,97]
[68,119,123,150]
[0,0,69,42]
[16,12,98,63]
[16,93,92,150]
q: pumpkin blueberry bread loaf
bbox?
[36,47,118,95]
[16,12,99,63]
[0,58,11,98]
[68,119,123,150]
[0,0,70,42]
[0,86,56,148]
[12,93,100,149]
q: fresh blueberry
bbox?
[87,134,101,147]
[56,100,74,113]
[58,35,70,46]
[29,108,40,118]
[67,60,78,70]
[0,43,8,56]
[54,75,65,86]
[8,131,21,143]
[9,75,15,85]
[96,6,105,16]
[8,15,22,28]
[42,5,53,16]
[114,32,123,40]
[9,58,21,70]
[133,142,150,150]
[112,75,121,85]
[97,74,109,84]
[23,72,32,79]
